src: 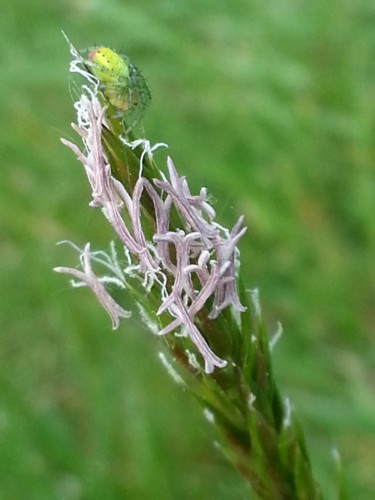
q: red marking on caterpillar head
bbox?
[89,48,99,60]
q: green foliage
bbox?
[0,0,374,498]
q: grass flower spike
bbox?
[55,36,338,498]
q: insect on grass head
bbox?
[83,46,151,131]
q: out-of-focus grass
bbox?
[0,0,374,498]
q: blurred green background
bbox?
[1,0,374,498]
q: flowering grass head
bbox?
[56,37,247,374]
[55,35,332,499]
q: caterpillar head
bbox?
[89,47,129,83]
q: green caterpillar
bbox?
[88,47,151,127]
